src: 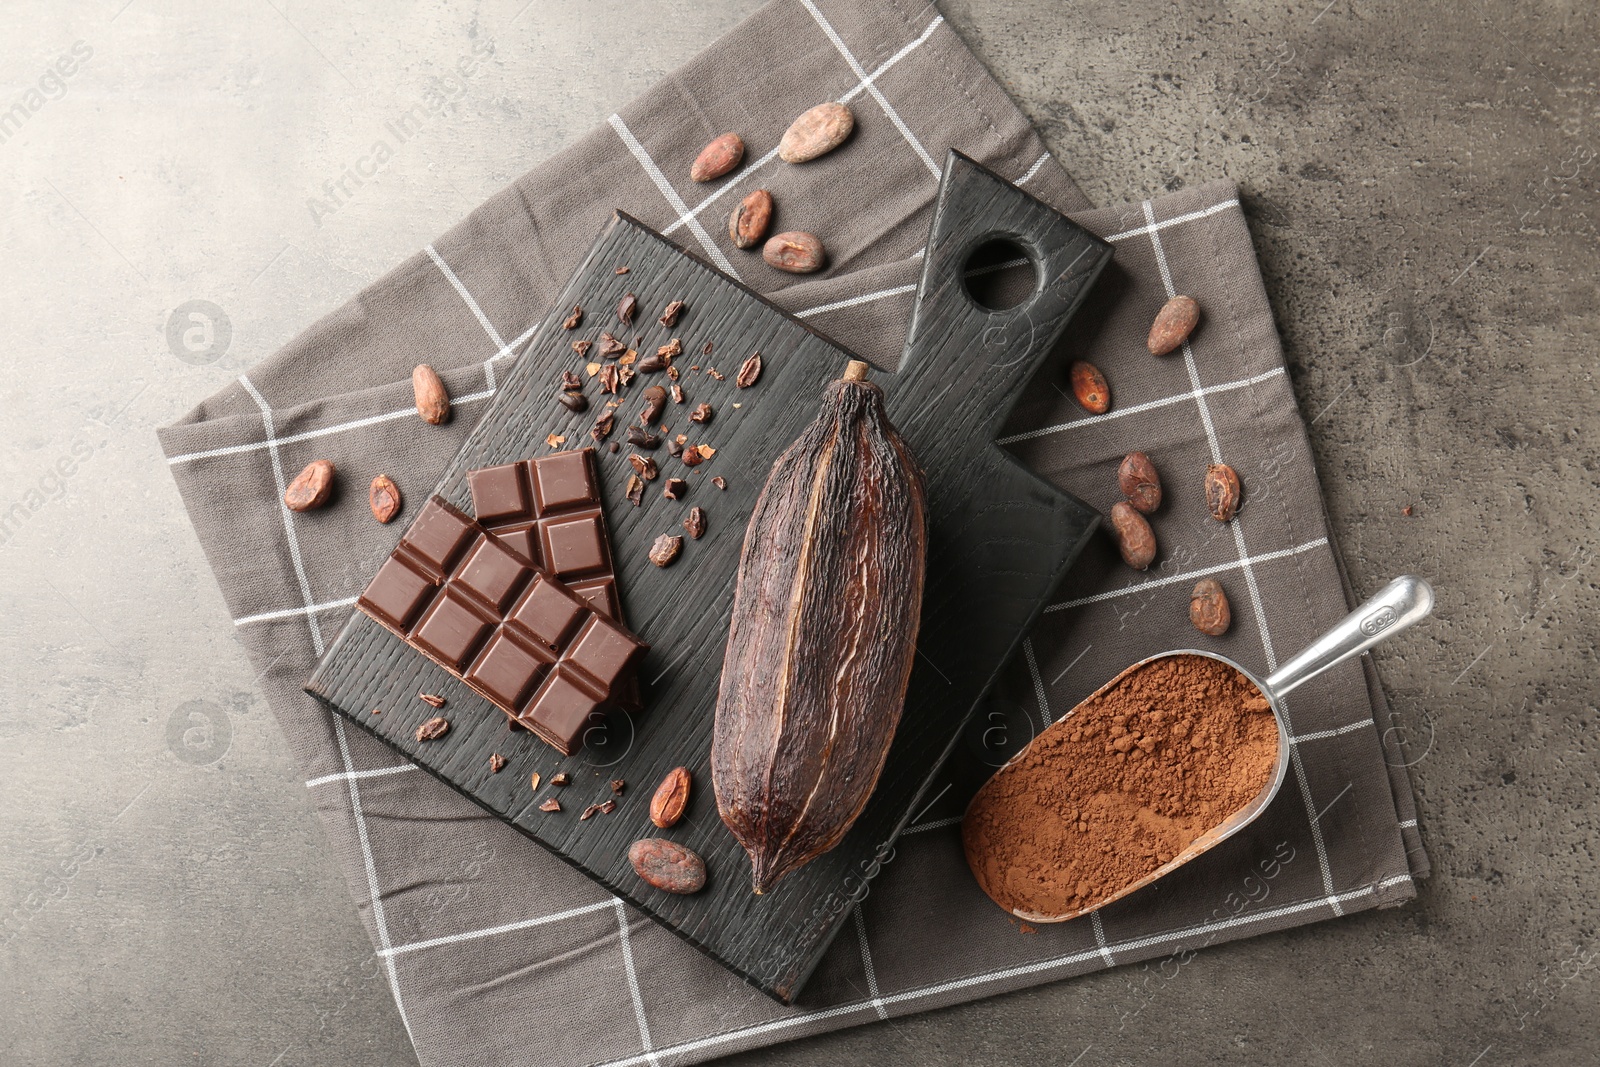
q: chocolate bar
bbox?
[469,448,642,711]
[357,496,647,755]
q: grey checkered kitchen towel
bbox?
[158,2,1428,1064]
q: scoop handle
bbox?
[1261,575,1434,701]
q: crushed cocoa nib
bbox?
[667,439,684,458]
[638,352,667,374]
[580,804,602,821]
[550,772,570,786]
[626,475,645,506]
[626,425,662,449]
[558,391,588,413]
[418,692,446,708]
[572,339,592,357]
[599,332,627,358]
[598,364,620,395]
[489,753,507,773]
[591,411,616,441]
[659,300,685,328]
[684,506,706,540]
[561,370,584,391]
[638,385,668,425]
[706,368,725,381]
[629,454,660,481]
[599,800,617,814]
[690,402,713,423]
[663,477,687,500]
[736,352,762,388]
[702,341,714,356]
[671,384,685,404]
[616,293,637,325]
[610,779,626,795]
[608,442,620,453]
[658,338,682,362]
[617,365,637,387]
[667,364,681,382]
[416,717,450,741]
[649,534,683,567]
[615,266,629,274]
[712,476,727,490]
[562,305,583,330]
[682,445,706,467]
[539,797,561,813]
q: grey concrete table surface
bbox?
[1,1,1594,1064]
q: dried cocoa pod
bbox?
[413,364,450,424]
[1109,501,1157,570]
[629,838,706,894]
[729,189,774,248]
[285,459,336,512]
[650,767,692,828]
[1190,578,1232,635]
[1117,452,1162,514]
[713,359,927,893]
[778,102,854,163]
[763,232,825,273]
[690,132,745,182]
[1205,463,1242,522]
[1068,361,1110,414]
[1148,295,1200,355]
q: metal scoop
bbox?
[967,575,1435,923]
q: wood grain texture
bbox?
[305,151,1112,1003]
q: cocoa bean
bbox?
[729,189,773,248]
[639,384,668,425]
[557,391,588,414]
[684,506,706,540]
[649,534,683,567]
[1147,295,1200,355]
[1190,578,1232,636]
[1117,452,1162,514]
[413,364,450,424]
[778,102,854,163]
[368,474,402,523]
[284,459,336,512]
[736,352,762,388]
[1109,501,1157,570]
[690,132,745,183]
[649,766,692,828]
[628,838,706,894]
[1069,361,1111,414]
[1204,463,1242,522]
[763,232,825,273]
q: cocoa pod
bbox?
[284,459,336,512]
[690,132,744,182]
[413,364,450,425]
[1205,463,1242,522]
[1117,452,1162,514]
[1190,578,1232,636]
[778,102,854,163]
[729,189,773,249]
[1148,295,1200,355]
[1109,501,1157,570]
[1069,361,1111,414]
[368,475,402,523]
[629,838,706,894]
[713,359,927,893]
[763,232,825,274]
[650,767,692,828]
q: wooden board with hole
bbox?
[306,152,1112,1003]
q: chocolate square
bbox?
[454,536,532,613]
[468,462,530,525]
[466,629,552,710]
[531,449,597,512]
[358,555,436,632]
[412,589,494,670]
[522,664,605,752]
[541,514,609,577]
[400,498,478,579]
[508,574,587,649]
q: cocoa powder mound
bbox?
[963,654,1278,919]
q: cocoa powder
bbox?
[963,654,1277,919]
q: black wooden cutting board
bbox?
[306,151,1111,1003]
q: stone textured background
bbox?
[1,1,1594,1064]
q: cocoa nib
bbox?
[591,411,616,442]
[629,454,660,481]
[649,534,683,567]
[598,332,627,358]
[562,305,583,330]
[616,292,637,325]
[736,352,762,388]
[557,391,588,413]
[626,475,645,507]
[539,797,561,813]
[658,300,685,328]
[418,692,446,708]
[689,402,714,423]
[626,425,662,450]
[638,385,668,425]
[684,506,707,540]
[712,476,727,490]
[416,717,450,741]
